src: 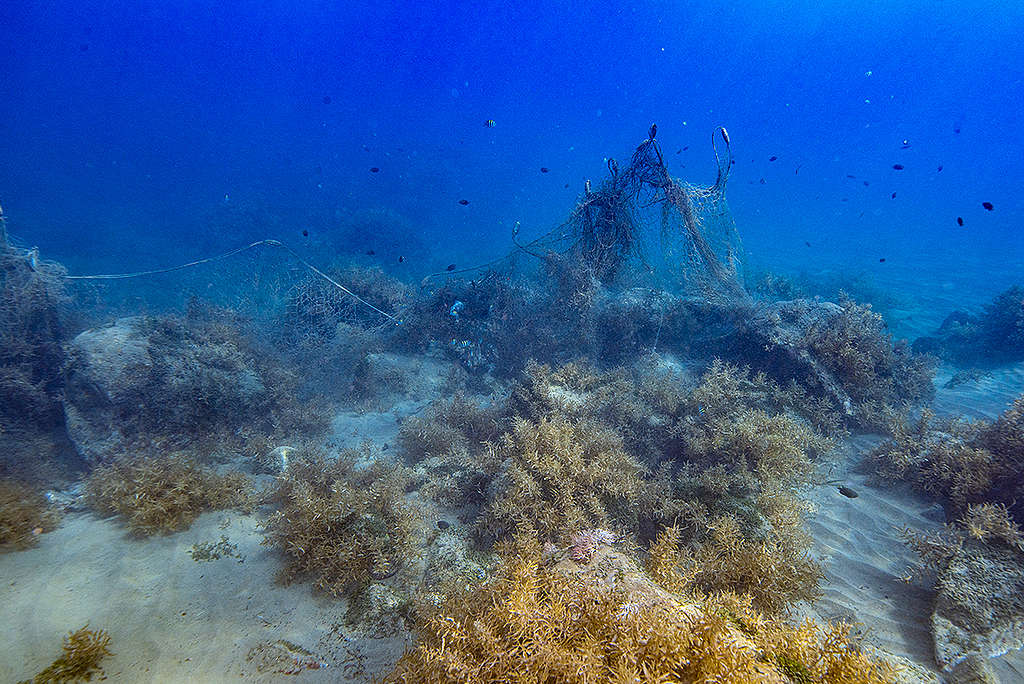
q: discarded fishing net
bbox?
[449,124,747,304]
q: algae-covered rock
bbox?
[63,315,267,464]
[932,538,1024,671]
[948,654,998,684]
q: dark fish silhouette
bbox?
[863,181,870,186]
[879,258,886,262]
[398,256,405,263]
[302,229,308,237]
[937,165,943,172]
[446,264,457,271]
[768,156,778,161]
[458,199,469,205]
[322,96,332,104]
[892,164,904,170]
[891,192,896,199]
[838,486,858,498]
[805,241,811,247]
[540,167,549,173]
[366,250,375,255]
[957,217,964,226]
[759,178,766,184]
[564,183,569,188]
[846,174,857,179]
[370,167,380,173]
[683,146,689,151]
[982,201,994,211]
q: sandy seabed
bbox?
[3,363,1023,683]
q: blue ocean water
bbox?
[1,0,1022,321]
[5,4,1024,681]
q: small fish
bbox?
[322,95,332,104]
[366,249,375,255]
[302,229,308,237]
[892,164,904,170]
[446,264,456,271]
[540,167,549,173]
[683,145,689,151]
[982,201,994,211]
[900,139,910,148]
[846,174,857,179]
[370,167,380,173]
[458,199,469,205]
[564,183,569,188]
[937,165,943,172]
[954,126,961,134]
[863,180,870,186]
[805,241,811,247]
[398,256,405,263]
[795,165,802,175]
[676,148,682,154]
[768,156,778,161]
[648,123,658,140]
[891,192,896,199]
[759,178,766,184]
[838,485,859,498]
[484,119,496,128]
[956,216,964,226]
[879,257,886,262]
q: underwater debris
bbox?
[429,124,745,301]
[22,625,113,684]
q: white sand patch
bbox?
[0,511,407,683]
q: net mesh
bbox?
[504,125,746,303]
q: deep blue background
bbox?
[1,0,1022,318]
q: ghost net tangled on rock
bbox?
[512,125,747,304]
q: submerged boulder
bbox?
[596,290,934,424]
[932,538,1024,672]
[63,316,267,464]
